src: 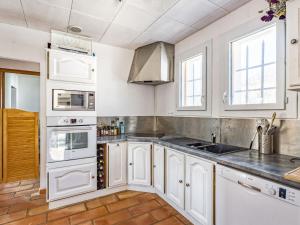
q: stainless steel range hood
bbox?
[128,42,174,85]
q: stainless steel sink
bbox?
[186,142,244,155]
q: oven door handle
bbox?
[51,127,94,132]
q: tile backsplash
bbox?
[98,116,300,157]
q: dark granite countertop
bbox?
[97,134,300,190]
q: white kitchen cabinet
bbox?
[185,156,214,225]
[166,149,185,209]
[48,162,97,201]
[287,0,300,89]
[48,49,97,84]
[153,144,165,194]
[108,142,127,187]
[128,142,152,186]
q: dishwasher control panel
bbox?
[217,165,300,207]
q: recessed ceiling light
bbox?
[68,25,82,33]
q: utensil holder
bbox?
[258,133,274,154]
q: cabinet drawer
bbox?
[48,162,97,201]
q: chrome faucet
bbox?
[211,132,216,144]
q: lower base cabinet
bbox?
[128,142,152,186]
[166,149,185,209]
[166,148,214,225]
[48,162,97,201]
[185,155,214,225]
[108,142,127,187]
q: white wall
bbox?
[5,73,40,112]
[18,75,40,112]
[0,22,154,189]
[155,0,298,119]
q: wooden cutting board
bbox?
[284,167,300,183]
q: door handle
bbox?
[179,180,183,183]
[129,163,133,166]
[186,183,190,187]
[91,176,95,179]
[238,181,261,192]
[153,165,156,168]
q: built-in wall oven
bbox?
[52,89,95,111]
[47,117,96,163]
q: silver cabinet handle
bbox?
[186,183,190,187]
[179,180,183,183]
[238,181,261,192]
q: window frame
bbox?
[223,21,286,111]
[177,43,209,111]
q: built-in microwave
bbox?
[52,89,95,111]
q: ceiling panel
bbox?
[209,0,251,12]
[192,7,227,30]
[36,0,72,9]
[69,11,110,40]
[72,0,122,22]
[134,17,196,46]
[165,0,221,26]
[113,4,158,32]
[0,0,26,27]
[22,0,70,31]
[126,0,179,17]
[101,24,140,48]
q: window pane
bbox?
[186,81,194,97]
[264,26,276,64]
[264,64,276,88]
[263,89,276,104]
[248,67,261,90]
[230,24,277,106]
[248,90,262,104]
[232,91,246,105]
[248,39,262,67]
[232,70,246,91]
[180,54,203,107]
[194,80,202,96]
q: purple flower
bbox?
[270,0,279,3]
[267,10,274,15]
[261,14,274,22]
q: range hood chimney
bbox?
[128,42,174,85]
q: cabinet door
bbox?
[287,0,300,89]
[185,156,213,225]
[128,142,151,186]
[166,149,185,209]
[153,144,165,193]
[48,162,97,201]
[108,142,127,187]
[49,50,97,84]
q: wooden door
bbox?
[108,142,127,187]
[185,156,214,225]
[166,148,185,209]
[128,142,151,186]
[48,162,97,201]
[3,109,39,182]
[153,144,165,194]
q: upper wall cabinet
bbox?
[48,49,97,84]
[287,0,300,90]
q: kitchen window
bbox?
[224,21,285,110]
[178,43,209,111]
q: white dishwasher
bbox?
[216,165,300,225]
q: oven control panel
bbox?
[47,116,96,126]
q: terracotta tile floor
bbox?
[0,180,192,225]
